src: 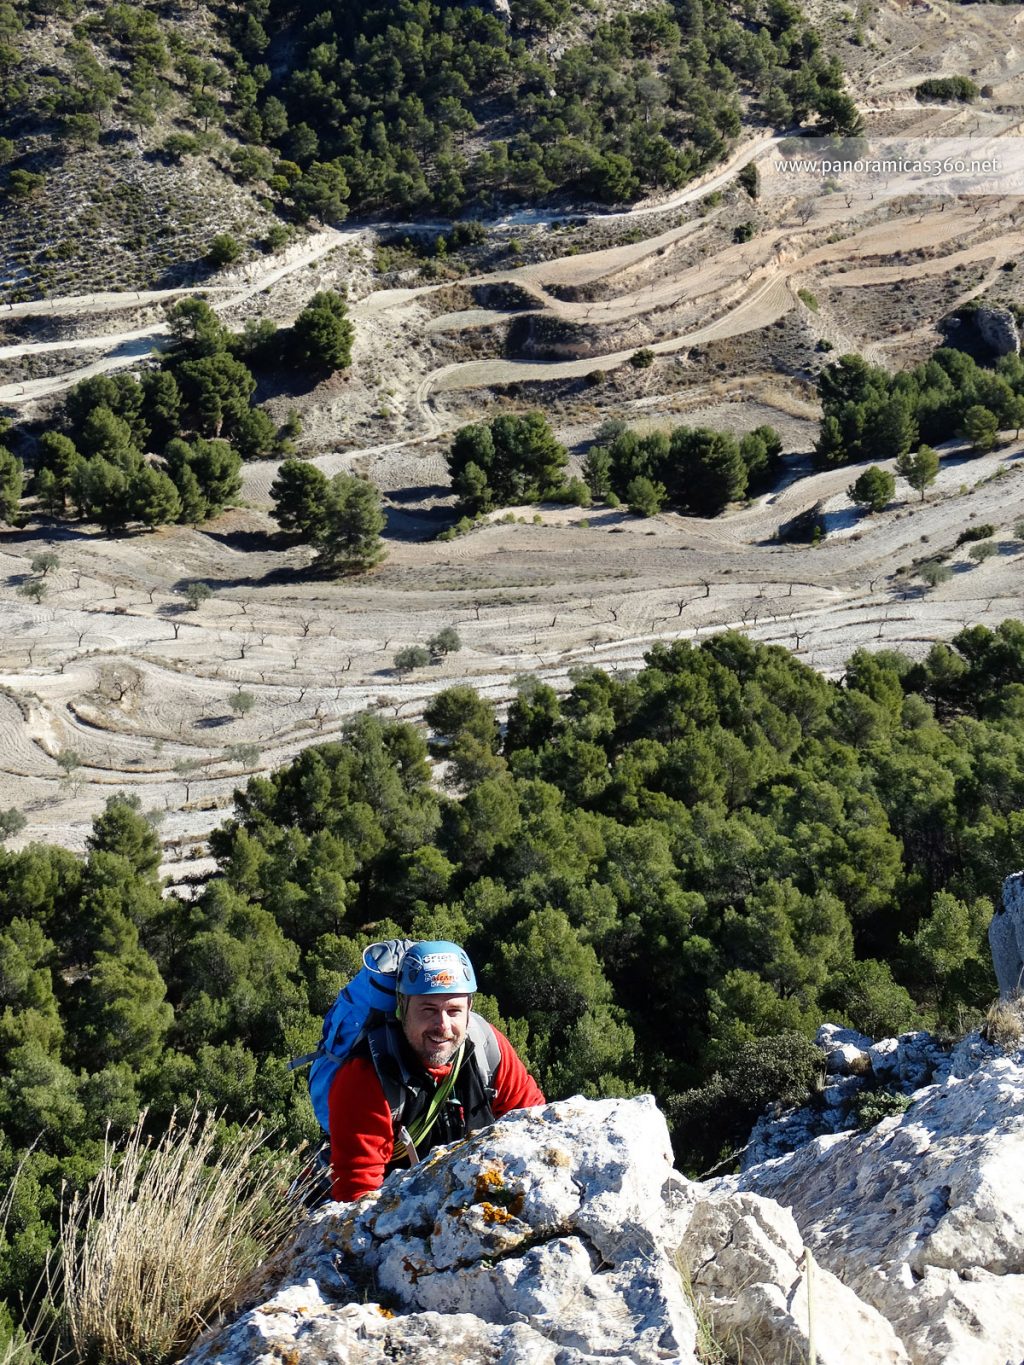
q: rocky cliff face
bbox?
[724,1046,1024,1364]
[975,306,1020,358]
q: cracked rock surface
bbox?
[723,1057,1024,1364]
[680,1192,908,1365]
[185,1095,702,1365]
[184,1067,1024,1365]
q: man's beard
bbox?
[419,1040,458,1067]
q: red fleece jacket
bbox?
[329,1024,544,1202]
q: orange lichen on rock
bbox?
[480,1201,513,1224]
[473,1167,506,1201]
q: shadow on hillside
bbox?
[203,527,282,553]
[385,505,450,542]
[167,565,314,594]
[252,369,328,404]
[3,522,94,544]
[386,484,450,504]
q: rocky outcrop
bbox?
[184,1044,1024,1365]
[504,312,602,360]
[742,1021,972,1166]
[680,1192,908,1364]
[183,1092,910,1365]
[723,1055,1024,1365]
[975,306,1020,357]
[186,1096,704,1364]
[471,281,544,312]
[989,869,1024,998]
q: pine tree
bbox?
[0,446,24,524]
[38,432,82,509]
[314,472,386,574]
[270,458,329,538]
[291,291,354,373]
[847,465,895,513]
[895,444,940,501]
[962,405,999,454]
[131,464,182,528]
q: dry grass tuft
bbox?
[982,994,1024,1051]
[675,1252,730,1365]
[51,1107,306,1365]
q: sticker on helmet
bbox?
[422,953,458,967]
[427,971,457,988]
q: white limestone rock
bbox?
[989,871,1024,998]
[818,1023,874,1075]
[868,1036,900,1079]
[188,1292,610,1364]
[726,1057,1024,1364]
[975,305,1020,357]
[895,1030,945,1088]
[743,1103,842,1169]
[185,1096,702,1365]
[183,1065,1024,1365]
[943,1031,1005,1081]
[680,1193,909,1364]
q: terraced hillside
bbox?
[1,0,1023,881]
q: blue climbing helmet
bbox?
[397,941,477,997]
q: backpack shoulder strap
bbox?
[468,1013,501,1095]
[365,1017,416,1124]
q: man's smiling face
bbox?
[401,993,470,1068]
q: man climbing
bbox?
[328,940,545,1201]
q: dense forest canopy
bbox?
[0,293,356,536]
[444,410,784,518]
[814,347,1024,468]
[5,621,1024,1340]
[0,0,861,220]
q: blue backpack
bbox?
[293,938,413,1134]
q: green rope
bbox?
[394,1042,465,1164]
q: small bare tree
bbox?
[174,757,202,803]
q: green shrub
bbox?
[7,170,44,199]
[668,1033,824,1174]
[738,163,759,198]
[625,476,665,517]
[956,523,994,545]
[917,76,979,103]
[968,540,999,563]
[394,645,430,674]
[918,560,952,589]
[206,234,242,267]
[557,477,592,508]
[853,1089,912,1130]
